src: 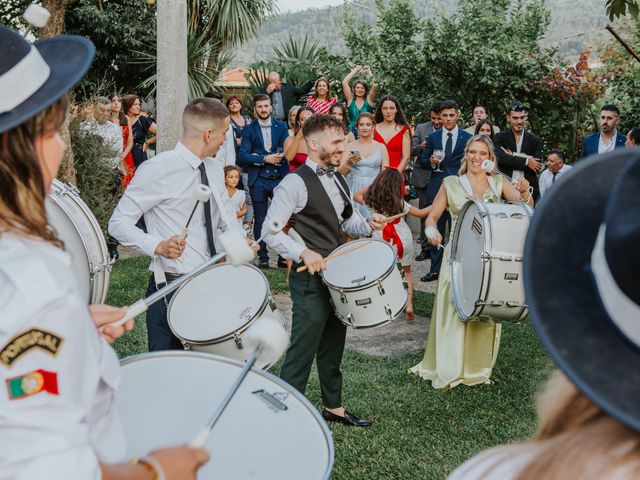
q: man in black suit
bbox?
[263,71,314,122]
[411,101,442,261]
[494,102,543,201]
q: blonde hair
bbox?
[458,134,497,176]
[0,97,68,247]
[512,372,640,479]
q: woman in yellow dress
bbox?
[409,135,533,388]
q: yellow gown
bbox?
[410,175,503,389]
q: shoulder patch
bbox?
[6,369,59,399]
[0,329,64,367]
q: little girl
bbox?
[355,167,430,320]
[223,165,248,228]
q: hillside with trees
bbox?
[232,0,618,66]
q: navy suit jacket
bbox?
[419,127,472,204]
[580,131,626,160]
[237,119,289,187]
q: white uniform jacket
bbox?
[0,233,125,479]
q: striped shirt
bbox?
[306,96,338,115]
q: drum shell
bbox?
[45,179,111,304]
[451,201,532,323]
[322,239,408,328]
[167,264,289,369]
[116,351,334,480]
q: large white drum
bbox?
[45,179,111,304]
[322,239,408,328]
[168,264,289,369]
[116,352,334,480]
[451,200,533,323]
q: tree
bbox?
[606,0,640,19]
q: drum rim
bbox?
[48,179,111,304]
[322,239,398,291]
[119,350,335,479]
[167,264,273,345]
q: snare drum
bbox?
[168,264,289,369]
[451,200,533,323]
[45,179,111,304]
[116,352,334,480]
[322,239,408,328]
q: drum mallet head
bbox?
[255,219,284,244]
[244,318,289,367]
[194,184,212,202]
[24,4,50,28]
[218,229,255,266]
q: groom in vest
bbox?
[262,114,384,426]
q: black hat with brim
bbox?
[524,148,640,432]
[0,26,94,134]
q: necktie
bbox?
[316,165,335,177]
[445,132,453,160]
[198,163,216,257]
[552,172,557,183]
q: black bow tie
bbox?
[316,165,335,177]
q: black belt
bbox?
[155,272,183,290]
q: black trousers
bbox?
[145,273,184,351]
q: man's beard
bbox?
[319,147,341,167]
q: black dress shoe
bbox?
[414,250,430,261]
[322,409,372,427]
[421,272,439,282]
[257,260,270,269]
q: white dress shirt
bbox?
[214,127,236,166]
[441,125,459,153]
[80,120,123,168]
[109,141,237,275]
[257,119,272,152]
[0,233,125,479]
[262,158,372,262]
[597,132,616,154]
[539,164,572,198]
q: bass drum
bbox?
[46,179,112,304]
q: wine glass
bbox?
[433,150,445,172]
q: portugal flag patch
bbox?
[6,369,59,400]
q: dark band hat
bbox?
[524,148,640,431]
[0,24,94,134]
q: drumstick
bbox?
[296,240,372,273]
[381,211,407,223]
[190,319,289,448]
[180,184,211,240]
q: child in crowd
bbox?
[223,165,247,229]
[355,167,430,320]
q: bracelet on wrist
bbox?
[130,456,166,480]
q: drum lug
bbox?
[377,280,385,296]
[340,291,348,304]
[181,341,192,350]
[481,252,491,262]
[506,301,527,308]
[480,253,513,262]
[346,313,354,326]
[384,305,393,320]
[475,299,504,307]
[90,261,114,276]
[233,331,244,350]
[268,296,278,311]
[514,256,524,262]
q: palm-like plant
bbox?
[137,0,278,99]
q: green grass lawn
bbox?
[107,257,553,480]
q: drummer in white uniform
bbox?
[0,25,208,479]
[109,97,247,351]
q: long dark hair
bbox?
[474,119,496,139]
[294,106,314,134]
[374,94,409,129]
[329,102,350,135]
[109,93,128,127]
[312,77,334,101]
[353,79,370,99]
[363,168,404,216]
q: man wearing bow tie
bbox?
[238,94,289,268]
[262,114,384,427]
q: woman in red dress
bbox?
[373,94,411,193]
[109,94,134,186]
[283,106,314,171]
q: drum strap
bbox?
[459,175,499,200]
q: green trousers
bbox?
[279,269,347,409]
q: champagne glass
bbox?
[433,150,445,172]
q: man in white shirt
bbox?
[80,96,123,170]
[539,149,572,198]
[262,114,384,427]
[109,98,239,351]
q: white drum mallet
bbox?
[180,184,211,241]
[425,225,444,250]
[190,318,290,448]
[22,4,50,37]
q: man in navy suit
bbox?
[238,94,289,268]
[419,99,472,282]
[580,104,626,160]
